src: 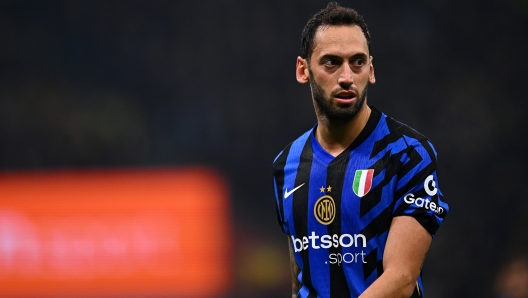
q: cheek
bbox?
[312,76,334,93]
[357,72,372,86]
[314,74,332,86]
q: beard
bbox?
[309,70,368,122]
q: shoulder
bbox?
[272,128,313,171]
[380,112,438,159]
[383,114,428,144]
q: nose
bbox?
[338,64,354,89]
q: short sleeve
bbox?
[273,175,289,234]
[392,139,449,236]
[272,150,290,235]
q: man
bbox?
[272,3,449,297]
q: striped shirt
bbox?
[272,107,448,297]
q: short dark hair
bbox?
[300,2,371,61]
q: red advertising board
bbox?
[0,168,232,297]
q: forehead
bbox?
[312,25,368,58]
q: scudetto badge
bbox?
[314,195,336,225]
[352,169,374,197]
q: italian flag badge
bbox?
[353,169,374,197]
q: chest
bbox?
[282,153,399,235]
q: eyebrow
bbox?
[318,52,368,62]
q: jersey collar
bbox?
[311,106,382,163]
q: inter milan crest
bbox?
[352,169,374,197]
[314,185,335,225]
[314,195,335,225]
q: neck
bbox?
[315,104,371,157]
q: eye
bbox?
[323,59,339,67]
[351,58,366,67]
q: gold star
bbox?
[327,185,332,192]
[320,186,325,193]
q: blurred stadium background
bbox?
[0,1,527,297]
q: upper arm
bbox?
[358,216,432,298]
[393,140,448,236]
[383,216,432,291]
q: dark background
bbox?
[1,1,527,297]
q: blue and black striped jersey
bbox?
[272,107,448,297]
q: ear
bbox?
[368,56,376,84]
[296,57,310,84]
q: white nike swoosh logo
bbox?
[284,183,305,199]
